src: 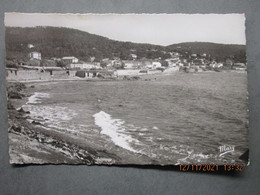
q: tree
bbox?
[6,60,18,68]
[56,60,68,68]
[161,53,171,60]
[100,61,108,68]
[160,60,169,67]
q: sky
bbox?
[5,13,246,46]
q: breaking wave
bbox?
[27,105,77,122]
[27,92,50,104]
[24,92,78,133]
[93,111,142,153]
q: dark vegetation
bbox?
[167,42,246,63]
[5,26,246,63]
[7,82,26,99]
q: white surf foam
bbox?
[152,126,159,130]
[93,111,141,153]
[25,92,77,124]
[176,150,213,165]
[28,105,77,122]
[24,92,78,134]
[27,92,50,104]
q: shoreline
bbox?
[6,69,236,84]
[7,83,115,164]
[7,82,154,165]
[8,104,124,165]
[6,70,248,165]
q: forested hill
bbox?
[5,26,246,62]
[166,42,246,62]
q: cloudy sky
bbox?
[5,13,246,46]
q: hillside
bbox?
[166,42,246,62]
[5,26,246,63]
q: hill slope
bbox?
[5,26,246,62]
[166,42,246,62]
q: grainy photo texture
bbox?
[5,13,248,165]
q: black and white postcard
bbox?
[5,13,248,165]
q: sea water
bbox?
[22,71,248,165]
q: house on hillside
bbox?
[69,63,97,69]
[165,58,180,67]
[152,62,162,69]
[130,54,137,60]
[232,63,246,70]
[62,56,79,64]
[101,58,110,62]
[209,60,217,68]
[112,60,123,69]
[123,60,140,69]
[169,52,180,58]
[27,44,35,48]
[209,61,223,68]
[216,63,223,68]
[29,51,41,60]
[90,57,95,62]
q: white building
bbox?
[111,60,123,69]
[70,63,97,69]
[90,57,95,62]
[29,51,41,60]
[62,56,79,63]
[125,61,141,69]
[165,58,180,67]
[170,52,180,57]
[216,63,223,68]
[178,62,184,67]
[124,62,134,69]
[130,54,137,60]
[210,61,223,68]
[152,62,162,69]
[27,44,35,48]
[232,63,246,70]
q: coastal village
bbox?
[5,15,249,169]
[6,43,247,81]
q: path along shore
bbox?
[6,68,174,83]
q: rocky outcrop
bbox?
[7,82,26,99]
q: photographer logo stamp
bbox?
[219,145,235,156]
